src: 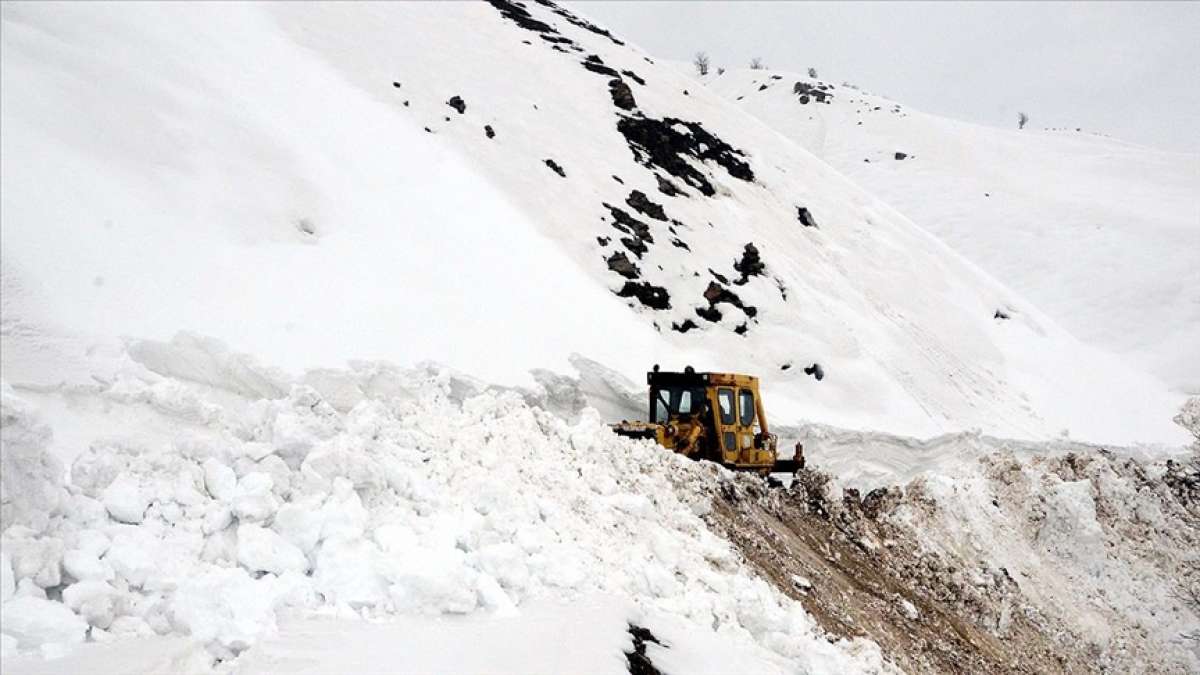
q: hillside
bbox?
[702,67,1200,394]
[1,2,1187,445]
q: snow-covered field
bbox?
[703,67,1200,394]
[2,1,1197,672]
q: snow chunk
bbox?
[62,580,119,628]
[203,459,237,503]
[1,633,16,658]
[102,472,149,524]
[273,498,325,555]
[232,472,278,522]
[1,552,14,601]
[237,524,309,575]
[63,547,114,582]
[2,530,63,588]
[0,596,88,649]
[1,384,66,532]
[168,566,281,656]
[897,597,919,620]
[790,574,812,593]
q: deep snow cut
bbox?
[0,342,893,673]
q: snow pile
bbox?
[0,384,69,534]
[0,353,891,672]
[889,448,1200,672]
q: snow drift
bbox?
[0,340,892,673]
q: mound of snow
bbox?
[0,361,891,672]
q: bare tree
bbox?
[749,57,765,70]
[693,51,710,76]
[717,67,725,76]
[1017,111,1029,130]
[808,67,818,78]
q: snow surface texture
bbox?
[703,67,1200,394]
[888,449,1200,673]
[0,1,1187,445]
[0,351,893,673]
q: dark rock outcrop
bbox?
[626,190,667,221]
[733,243,766,283]
[796,206,818,228]
[606,251,640,279]
[616,116,754,197]
[609,79,636,110]
[616,282,670,310]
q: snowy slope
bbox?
[703,67,1200,394]
[1,2,1187,444]
[1,4,1197,671]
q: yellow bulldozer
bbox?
[612,366,802,474]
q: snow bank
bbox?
[0,383,68,533]
[0,362,890,672]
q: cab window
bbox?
[717,388,735,425]
[739,390,756,426]
[653,386,705,423]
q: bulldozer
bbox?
[612,366,802,475]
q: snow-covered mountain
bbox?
[1,2,1186,445]
[2,2,1197,673]
[702,66,1200,395]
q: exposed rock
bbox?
[654,174,683,197]
[582,57,619,78]
[624,624,663,675]
[535,0,625,46]
[616,116,754,197]
[606,251,640,279]
[485,0,556,34]
[609,79,636,110]
[616,282,670,310]
[792,81,831,103]
[671,319,698,334]
[625,190,667,221]
[703,281,756,318]
[733,243,765,283]
[670,238,690,251]
[894,152,908,161]
[484,125,495,139]
[603,204,652,240]
[803,363,825,381]
[621,69,646,86]
[796,206,818,228]
[994,309,1011,320]
[544,159,566,177]
[695,306,722,323]
[447,96,466,114]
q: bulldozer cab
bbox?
[638,368,781,471]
